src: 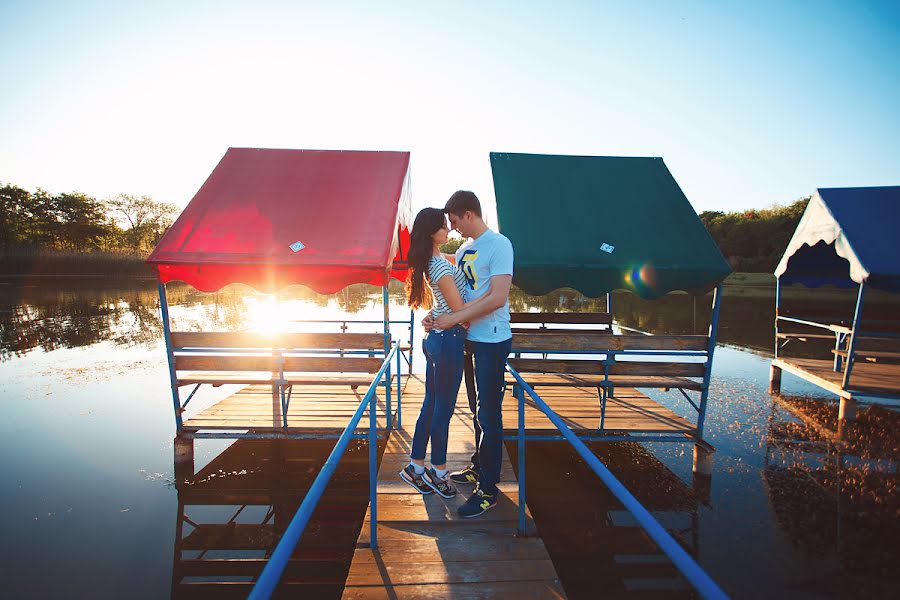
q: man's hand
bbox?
[434,313,457,330]
[421,314,434,333]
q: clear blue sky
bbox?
[1,0,898,224]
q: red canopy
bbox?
[147,148,411,293]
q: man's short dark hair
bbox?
[444,190,482,218]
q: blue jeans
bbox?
[470,338,512,495]
[410,325,466,467]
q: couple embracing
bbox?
[400,190,514,519]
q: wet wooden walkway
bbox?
[342,375,566,599]
[773,357,900,400]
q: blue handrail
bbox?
[507,363,730,600]
[248,341,400,600]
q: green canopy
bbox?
[491,152,731,299]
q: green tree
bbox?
[106,193,178,251]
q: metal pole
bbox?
[396,341,402,429]
[774,278,781,359]
[841,282,866,389]
[606,292,613,330]
[383,286,392,431]
[517,384,526,535]
[369,385,378,549]
[409,308,415,373]
[697,285,723,438]
[158,283,183,430]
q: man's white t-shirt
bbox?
[455,229,514,343]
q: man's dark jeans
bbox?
[465,338,512,494]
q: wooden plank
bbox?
[511,334,708,352]
[508,358,706,377]
[506,373,703,390]
[342,580,566,599]
[344,557,560,586]
[171,331,386,350]
[511,312,611,325]
[175,355,384,373]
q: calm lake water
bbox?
[1,280,897,599]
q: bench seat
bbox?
[831,349,900,364]
[178,372,381,388]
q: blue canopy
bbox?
[775,186,900,292]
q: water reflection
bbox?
[507,441,703,599]
[172,438,381,599]
[764,395,899,597]
[0,281,395,361]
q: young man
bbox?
[432,190,513,518]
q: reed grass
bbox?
[0,247,154,279]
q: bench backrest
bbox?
[171,332,388,374]
[510,312,612,335]
[508,332,710,379]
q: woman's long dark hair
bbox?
[405,207,446,310]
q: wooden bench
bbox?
[171,331,390,389]
[507,333,709,392]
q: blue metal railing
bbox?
[507,364,730,600]
[248,341,400,600]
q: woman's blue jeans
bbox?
[410,325,466,466]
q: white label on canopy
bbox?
[600,243,615,254]
[289,241,306,252]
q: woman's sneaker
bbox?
[457,485,498,518]
[399,464,433,494]
[448,464,479,485]
[423,468,457,499]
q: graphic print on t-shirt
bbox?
[458,249,479,290]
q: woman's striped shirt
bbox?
[428,256,469,332]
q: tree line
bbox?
[699,197,809,273]
[2,181,811,273]
[0,183,179,254]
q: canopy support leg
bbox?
[158,283,182,431]
[697,285,722,437]
[841,282,866,391]
[383,286,392,431]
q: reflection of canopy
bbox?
[147,148,411,293]
[491,152,731,299]
[775,187,900,292]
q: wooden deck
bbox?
[342,375,565,599]
[183,374,696,438]
[182,382,397,433]
[773,357,900,400]
[179,372,702,596]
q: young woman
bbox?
[400,207,483,498]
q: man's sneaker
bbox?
[457,485,498,518]
[448,464,479,485]
[423,468,457,499]
[399,464,433,494]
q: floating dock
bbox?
[177,372,709,597]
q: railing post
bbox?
[842,282,866,390]
[773,278,780,359]
[383,287,392,431]
[396,342,402,429]
[369,387,378,549]
[158,283,183,431]
[517,383,526,536]
[408,308,415,373]
[698,285,723,438]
